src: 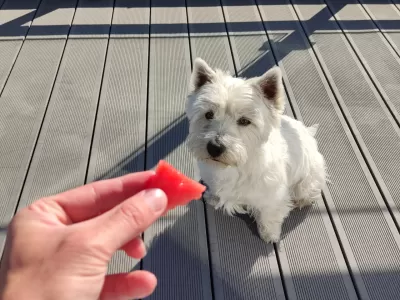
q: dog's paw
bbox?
[293,198,315,210]
[258,229,281,244]
[257,223,281,244]
[202,190,220,206]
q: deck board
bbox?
[207,1,287,300]
[329,0,400,227]
[296,1,400,298]
[188,1,287,300]
[0,0,74,251]
[268,0,400,299]
[360,0,400,124]
[254,1,358,299]
[0,0,400,299]
[186,3,242,300]
[86,0,150,274]
[17,0,112,211]
[142,1,212,299]
[0,0,42,92]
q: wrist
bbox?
[0,271,41,300]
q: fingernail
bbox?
[143,189,166,213]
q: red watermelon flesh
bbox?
[144,160,206,211]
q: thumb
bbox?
[87,188,167,254]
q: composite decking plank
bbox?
[0,0,41,39]
[0,41,21,91]
[68,0,112,38]
[0,0,75,252]
[0,0,41,93]
[220,1,358,299]
[359,0,400,57]
[199,1,286,300]
[141,1,212,299]
[324,0,400,227]
[188,1,286,300]
[259,3,368,298]
[186,4,241,300]
[260,0,400,299]
[391,0,400,17]
[17,0,112,210]
[302,1,400,297]
[356,0,400,124]
[361,0,400,59]
[86,0,150,274]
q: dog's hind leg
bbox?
[292,171,324,209]
[293,148,326,209]
[292,181,320,209]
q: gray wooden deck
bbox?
[1,0,400,299]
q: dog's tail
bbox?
[307,124,319,137]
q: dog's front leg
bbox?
[255,209,283,243]
[254,193,292,243]
[200,179,220,207]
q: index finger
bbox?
[40,171,155,224]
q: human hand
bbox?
[0,171,166,300]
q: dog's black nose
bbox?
[207,141,226,158]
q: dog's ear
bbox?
[255,67,284,113]
[190,58,215,92]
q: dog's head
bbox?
[185,58,285,167]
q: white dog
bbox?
[184,58,327,243]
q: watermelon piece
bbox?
[144,160,206,211]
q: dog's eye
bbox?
[237,117,251,126]
[205,111,214,120]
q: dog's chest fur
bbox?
[198,124,288,211]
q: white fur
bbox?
[185,58,327,243]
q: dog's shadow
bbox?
[200,179,311,241]
[230,204,312,241]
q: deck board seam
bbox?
[185,2,215,300]
[83,0,116,185]
[140,0,152,275]
[250,2,296,298]
[218,0,237,75]
[192,4,234,299]
[184,1,217,300]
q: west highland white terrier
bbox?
[185,58,327,243]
